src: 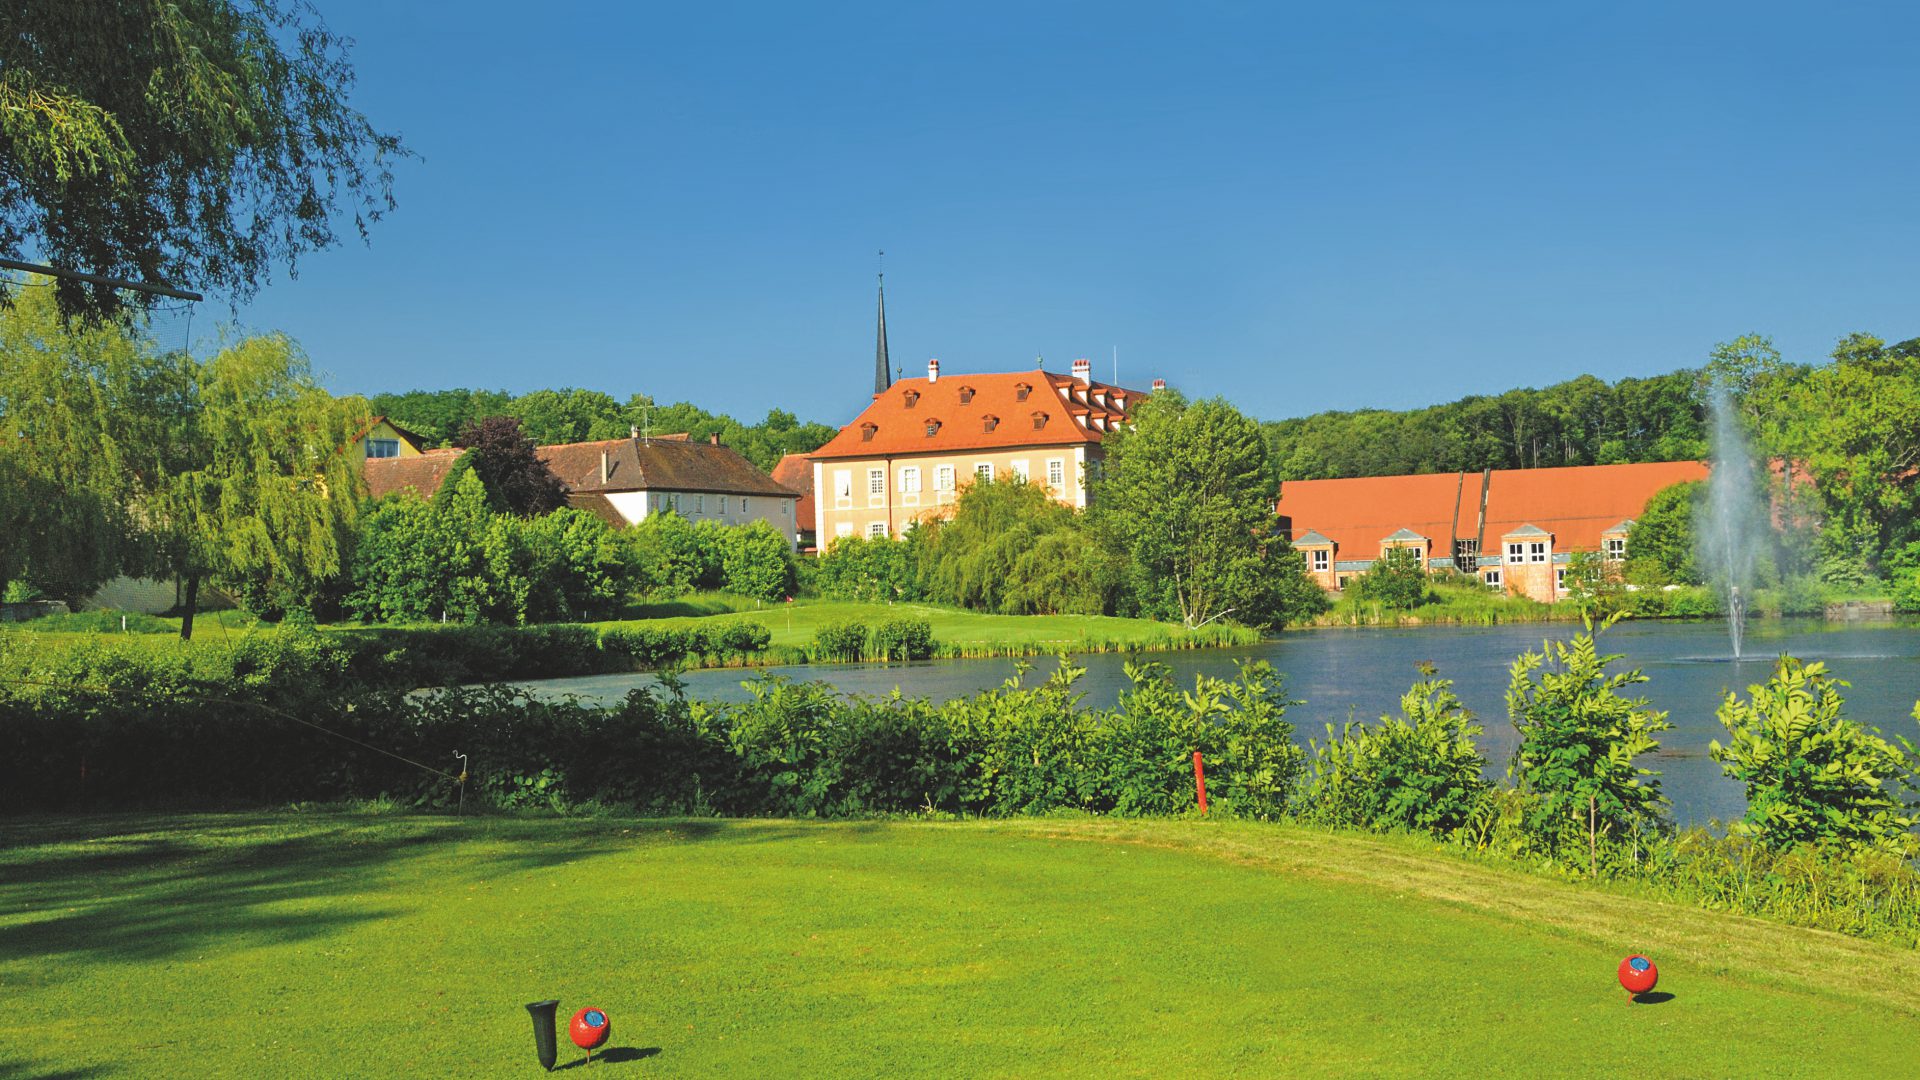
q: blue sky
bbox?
[231,1,1920,426]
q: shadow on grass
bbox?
[0,814,835,978]
[0,1058,117,1079]
[1632,991,1675,1005]
[555,1047,662,1069]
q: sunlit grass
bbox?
[2,814,1914,1077]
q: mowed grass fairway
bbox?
[4,817,1916,1078]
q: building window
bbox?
[936,465,954,491]
[958,386,975,404]
[1529,542,1548,564]
[1555,568,1568,591]
[834,470,852,507]
[1452,538,1479,571]
[1015,383,1031,401]
[983,415,999,433]
[1031,412,1048,430]
[365,438,400,459]
[1485,569,1502,588]
[1506,542,1525,563]
[868,522,887,539]
[1047,459,1065,488]
[1605,537,1626,560]
[868,469,885,497]
[696,494,705,513]
[903,390,919,407]
[781,501,789,517]
[1010,460,1029,483]
[1311,549,1329,572]
[860,423,877,442]
[1336,575,1350,591]
[975,463,993,481]
[899,466,921,494]
[835,522,852,538]
[741,498,750,513]
[925,420,941,437]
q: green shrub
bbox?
[1303,676,1491,836]
[811,620,869,662]
[1351,548,1431,610]
[870,618,934,661]
[1506,616,1672,865]
[1710,657,1918,856]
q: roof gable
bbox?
[1383,527,1427,542]
[540,437,799,498]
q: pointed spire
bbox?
[874,260,892,394]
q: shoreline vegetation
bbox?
[2,587,1907,681]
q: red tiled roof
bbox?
[365,448,464,500]
[771,453,816,528]
[539,437,798,498]
[1275,460,1711,556]
[810,369,1145,460]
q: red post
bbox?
[1192,751,1209,815]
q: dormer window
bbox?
[958,386,975,404]
[1031,411,1048,430]
[924,419,941,437]
[982,414,999,433]
[859,423,877,442]
[902,389,919,407]
[1015,383,1031,401]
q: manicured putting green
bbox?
[2,816,1914,1077]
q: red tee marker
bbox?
[1618,955,1658,1001]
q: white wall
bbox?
[606,488,799,548]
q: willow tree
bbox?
[0,1,408,317]
[148,333,366,637]
[0,283,175,602]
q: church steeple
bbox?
[873,266,892,394]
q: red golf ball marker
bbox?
[1618,954,1658,997]
[570,1007,611,1050]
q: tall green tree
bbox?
[1094,392,1317,629]
[148,333,365,636]
[0,284,168,601]
[0,0,409,318]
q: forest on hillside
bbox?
[368,387,836,473]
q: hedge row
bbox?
[0,621,773,703]
[0,654,1298,818]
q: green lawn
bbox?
[4,815,1915,1077]
[598,598,1258,654]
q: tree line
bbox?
[368,386,837,473]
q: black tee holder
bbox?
[526,1000,561,1070]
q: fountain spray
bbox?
[1701,381,1764,658]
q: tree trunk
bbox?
[179,573,200,641]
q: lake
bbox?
[516,618,1920,825]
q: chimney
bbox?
[1151,378,1166,392]
[709,432,720,446]
[927,358,940,383]
[1072,358,1091,385]
[600,450,610,484]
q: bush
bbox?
[1303,676,1491,836]
[720,520,796,601]
[870,618,934,661]
[1710,657,1918,856]
[1506,616,1672,865]
[812,619,869,662]
[1351,548,1430,609]
[813,535,923,602]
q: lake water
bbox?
[517,619,1920,826]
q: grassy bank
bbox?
[598,598,1261,659]
[1308,582,1570,627]
[3,813,1914,1078]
